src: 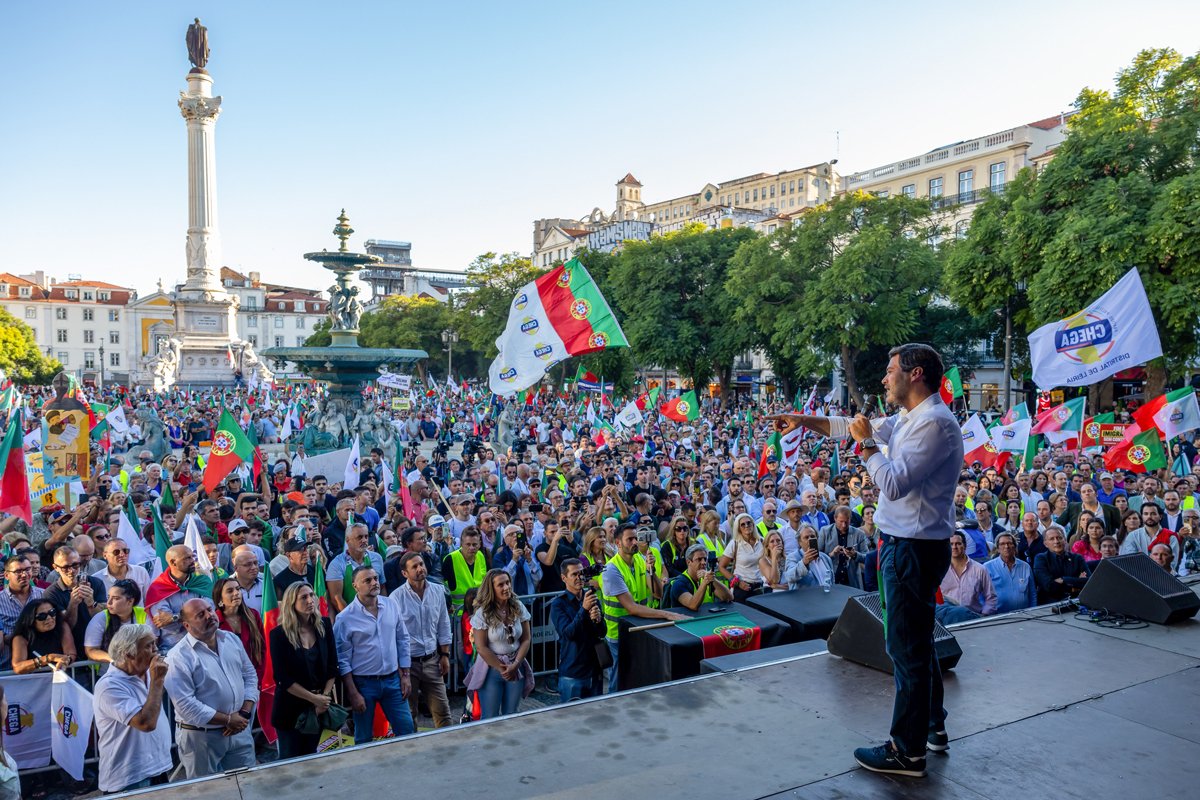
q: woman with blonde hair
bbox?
[467,569,532,719]
[696,509,726,559]
[268,582,337,759]
[759,529,789,591]
[718,512,765,600]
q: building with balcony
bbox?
[532,164,839,268]
[361,239,468,306]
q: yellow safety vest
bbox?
[448,549,487,616]
[698,532,725,556]
[602,553,649,641]
[675,571,714,607]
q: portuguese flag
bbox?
[1104,425,1167,474]
[488,257,628,394]
[939,366,963,404]
[635,387,661,412]
[662,390,700,423]
[0,408,32,525]
[1081,412,1115,450]
[677,612,761,659]
[1031,396,1086,435]
[758,431,782,479]
[258,557,280,744]
[202,408,256,493]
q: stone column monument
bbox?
[168,18,268,387]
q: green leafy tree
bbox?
[457,252,546,359]
[0,307,61,384]
[303,318,332,348]
[1010,48,1200,395]
[608,224,758,401]
[728,193,941,406]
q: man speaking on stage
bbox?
[771,343,963,778]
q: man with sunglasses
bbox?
[45,545,107,655]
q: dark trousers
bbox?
[276,728,321,760]
[879,534,951,758]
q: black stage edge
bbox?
[126,587,1200,800]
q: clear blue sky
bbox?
[3,1,1199,295]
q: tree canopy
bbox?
[0,307,62,384]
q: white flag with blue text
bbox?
[1028,268,1162,390]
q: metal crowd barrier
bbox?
[448,590,564,688]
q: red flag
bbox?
[202,408,256,493]
[0,409,32,525]
[257,555,280,744]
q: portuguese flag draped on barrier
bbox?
[676,612,761,659]
[488,257,629,395]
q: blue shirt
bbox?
[549,589,605,680]
[984,556,1036,613]
[1096,486,1127,505]
[333,595,412,676]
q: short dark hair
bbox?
[351,564,378,582]
[399,526,423,548]
[888,343,944,394]
[398,551,424,573]
[560,557,583,575]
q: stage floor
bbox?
[131,598,1200,800]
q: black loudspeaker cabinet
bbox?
[826,593,962,674]
[1078,552,1200,624]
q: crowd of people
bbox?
[1,378,1198,793]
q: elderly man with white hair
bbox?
[93,623,172,793]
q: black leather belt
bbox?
[354,670,398,680]
[178,722,223,732]
[412,651,440,662]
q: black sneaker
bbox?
[854,742,927,777]
[927,730,949,752]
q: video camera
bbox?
[512,436,530,455]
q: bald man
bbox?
[146,545,215,651]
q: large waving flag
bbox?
[488,258,628,395]
[1153,389,1200,439]
[1028,268,1163,390]
[961,413,1008,470]
[1031,396,1086,435]
[202,408,255,492]
[0,408,32,525]
[1104,425,1167,474]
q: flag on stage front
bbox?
[488,258,628,395]
[676,612,761,659]
[1028,268,1163,390]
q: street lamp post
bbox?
[98,344,105,391]
[441,329,458,378]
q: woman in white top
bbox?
[468,569,532,719]
[718,513,765,600]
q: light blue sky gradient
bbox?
[2,1,1199,295]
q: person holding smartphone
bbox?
[784,526,834,589]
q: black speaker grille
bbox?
[853,594,957,642]
[1108,553,1192,597]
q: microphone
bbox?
[862,394,878,416]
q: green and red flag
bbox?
[676,612,761,659]
[0,409,32,524]
[1081,413,1116,450]
[1031,396,1086,435]
[757,431,782,480]
[1132,387,1192,434]
[244,407,265,486]
[634,387,660,412]
[151,505,173,572]
[1148,388,1200,439]
[258,558,280,744]
[488,257,629,394]
[661,390,700,423]
[939,367,963,405]
[202,408,256,493]
[313,557,330,617]
[593,417,617,448]
[1104,425,1167,474]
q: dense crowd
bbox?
[1,380,1198,794]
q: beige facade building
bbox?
[532,163,839,268]
[841,114,1069,239]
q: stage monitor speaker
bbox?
[826,594,961,674]
[1078,552,1200,624]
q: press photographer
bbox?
[550,558,607,701]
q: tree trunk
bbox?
[1086,377,1113,415]
[415,360,428,387]
[841,344,862,409]
[1144,363,1168,400]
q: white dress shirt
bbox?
[391,581,452,658]
[333,595,412,676]
[826,394,963,540]
[163,630,259,728]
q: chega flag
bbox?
[343,435,361,492]
[990,418,1032,454]
[488,258,628,395]
[961,413,1008,469]
[615,401,643,430]
[1028,268,1163,390]
[1154,389,1200,439]
[50,670,93,781]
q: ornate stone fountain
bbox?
[261,210,427,456]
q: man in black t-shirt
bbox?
[535,522,579,594]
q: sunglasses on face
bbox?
[35,610,58,621]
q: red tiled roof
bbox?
[0,272,39,286]
[617,173,642,186]
[53,279,131,290]
[562,228,592,238]
[1027,113,1068,130]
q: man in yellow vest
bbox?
[667,544,733,611]
[442,527,487,618]
[600,523,686,693]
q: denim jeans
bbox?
[606,639,620,693]
[879,534,952,758]
[352,673,416,744]
[476,666,524,718]
[558,674,603,702]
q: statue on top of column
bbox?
[186,18,210,71]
